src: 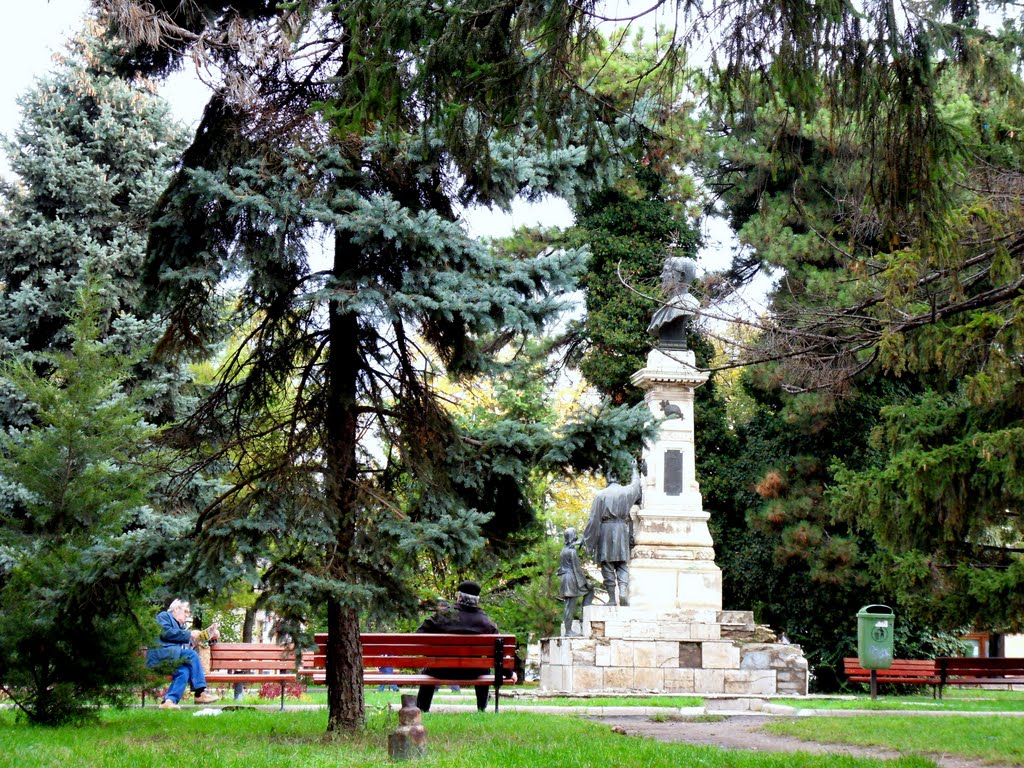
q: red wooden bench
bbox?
[144,642,313,708]
[843,657,941,698]
[938,657,1024,695]
[147,633,519,712]
[313,632,519,712]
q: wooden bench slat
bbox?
[362,647,512,659]
[205,674,299,683]
[941,658,1024,674]
[317,673,519,686]
[843,658,940,697]
[313,660,516,670]
[842,657,1024,697]
[208,661,302,671]
[356,633,515,646]
[938,657,1024,689]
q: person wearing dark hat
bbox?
[415,580,498,712]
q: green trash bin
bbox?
[856,604,895,670]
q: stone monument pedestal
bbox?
[539,282,808,697]
[627,348,723,611]
[540,607,807,695]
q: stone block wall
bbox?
[539,608,809,696]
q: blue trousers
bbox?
[165,648,207,703]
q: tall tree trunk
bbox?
[235,604,256,700]
[325,599,364,730]
[324,230,365,732]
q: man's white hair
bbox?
[168,598,190,613]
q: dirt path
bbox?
[597,715,1018,768]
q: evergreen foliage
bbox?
[0,24,195,724]
[0,21,187,425]
[0,278,186,725]
[98,0,654,730]
[699,28,1024,660]
[832,386,1024,631]
[573,168,699,404]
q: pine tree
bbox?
[699,45,1024,658]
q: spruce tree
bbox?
[0,275,184,724]
[0,24,193,723]
[101,1,652,730]
[0,20,187,425]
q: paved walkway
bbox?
[594,713,1020,768]
[421,696,1024,767]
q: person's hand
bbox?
[209,624,220,641]
[190,629,201,640]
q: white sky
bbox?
[0,1,738,273]
[0,1,92,143]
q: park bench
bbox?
[843,657,941,698]
[144,642,313,709]
[937,657,1024,695]
[312,632,519,712]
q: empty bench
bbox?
[313,632,518,712]
[145,642,313,708]
[938,657,1024,695]
[843,658,941,698]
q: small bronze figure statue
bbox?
[557,527,594,636]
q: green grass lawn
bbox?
[251,687,704,709]
[776,688,1024,712]
[0,708,935,768]
[766,715,1024,765]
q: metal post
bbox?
[870,669,878,700]
[493,638,504,713]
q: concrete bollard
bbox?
[387,694,427,760]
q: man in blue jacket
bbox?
[146,599,221,709]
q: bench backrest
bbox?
[842,658,938,679]
[939,657,1024,676]
[209,643,314,673]
[312,633,517,673]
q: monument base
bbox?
[628,557,722,611]
[539,607,807,696]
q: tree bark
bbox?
[324,229,365,732]
[325,599,364,731]
[234,604,256,700]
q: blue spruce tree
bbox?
[0,23,190,723]
[103,1,653,730]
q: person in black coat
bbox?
[415,580,497,712]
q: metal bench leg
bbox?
[493,637,504,714]
[280,681,286,711]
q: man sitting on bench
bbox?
[146,598,221,709]
[415,581,498,713]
